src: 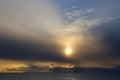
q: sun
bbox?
[65,48,72,55]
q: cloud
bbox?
[91,17,120,58]
[0,37,74,63]
[78,17,120,66]
[0,0,63,41]
[6,64,49,72]
[0,0,120,67]
[0,0,75,64]
[63,6,120,66]
[65,8,94,20]
[84,8,94,13]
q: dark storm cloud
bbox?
[70,16,120,66]
[91,17,120,58]
[0,37,73,63]
[78,17,120,66]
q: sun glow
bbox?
[65,48,72,55]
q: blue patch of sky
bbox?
[53,0,120,24]
[53,0,93,24]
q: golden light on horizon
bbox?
[65,48,72,56]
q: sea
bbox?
[0,73,120,80]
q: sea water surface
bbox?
[0,73,119,80]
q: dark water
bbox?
[0,73,120,80]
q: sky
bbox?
[0,0,120,72]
